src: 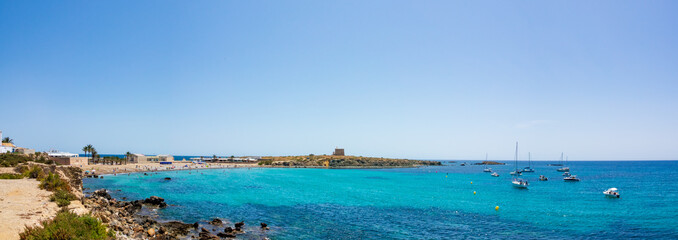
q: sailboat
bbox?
[483,153,492,172]
[523,152,534,172]
[511,142,528,189]
[510,146,522,176]
[556,153,569,172]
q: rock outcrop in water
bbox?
[473,161,506,165]
[143,196,168,208]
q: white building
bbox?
[47,150,79,158]
[0,130,15,153]
[129,153,174,163]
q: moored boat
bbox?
[510,142,522,175]
[539,175,548,181]
[510,142,526,188]
[556,153,569,172]
[482,154,491,172]
[491,172,499,177]
[603,188,620,198]
[564,175,580,181]
[523,152,535,172]
[512,178,529,189]
[562,172,571,176]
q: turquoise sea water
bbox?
[84,161,678,239]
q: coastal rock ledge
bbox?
[85,189,255,239]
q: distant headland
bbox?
[259,154,441,168]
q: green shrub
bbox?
[15,165,29,173]
[50,190,76,207]
[40,172,70,192]
[0,153,33,167]
[258,160,273,165]
[0,173,24,179]
[24,165,46,179]
[19,210,113,240]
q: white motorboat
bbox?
[491,172,499,177]
[512,178,529,189]
[603,188,620,198]
[562,172,571,176]
[563,175,580,181]
[510,171,522,176]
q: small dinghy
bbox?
[491,172,499,177]
[483,168,492,172]
[539,175,548,181]
[562,172,571,176]
[603,188,620,198]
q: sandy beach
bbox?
[82,162,260,175]
[0,179,59,240]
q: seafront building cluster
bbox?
[2,130,351,168]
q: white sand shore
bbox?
[0,179,59,240]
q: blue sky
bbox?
[1,1,677,160]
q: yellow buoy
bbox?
[445,175,447,178]
[495,206,499,211]
[470,181,473,184]
[473,191,476,195]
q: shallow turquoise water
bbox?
[84,161,678,239]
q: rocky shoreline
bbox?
[85,189,270,239]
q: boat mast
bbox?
[528,152,531,168]
[515,142,518,172]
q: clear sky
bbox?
[1,1,677,160]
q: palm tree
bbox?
[82,144,93,164]
[2,137,13,143]
[91,149,98,164]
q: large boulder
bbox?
[161,221,193,236]
[234,221,244,229]
[217,232,236,238]
[92,189,111,200]
[143,196,168,208]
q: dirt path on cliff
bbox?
[0,179,59,240]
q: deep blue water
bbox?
[84,161,678,239]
